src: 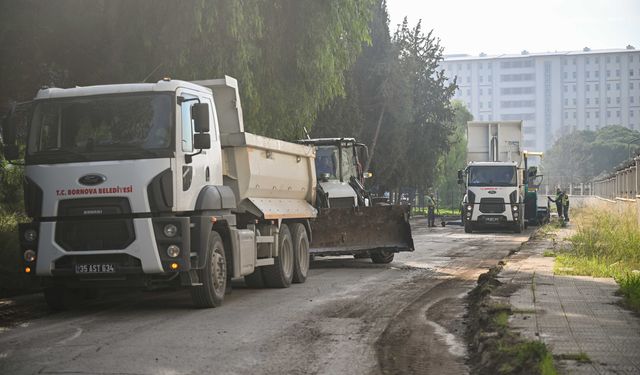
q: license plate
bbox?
[485,217,500,223]
[75,264,116,274]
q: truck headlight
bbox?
[24,249,36,262]
[466,205,473,211]
[167,245,180,258]
[163,224,178,238]
[513,212,519,218]
[24,229,37,242]
[511,205,518,211]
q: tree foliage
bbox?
[0,0,374,139]
[313,3,457,192]
[543,125,640,183]
[435,101,472,209]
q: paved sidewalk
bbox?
[497,226,640,374]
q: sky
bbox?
[387,0,640,56]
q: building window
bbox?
[564,112,568,119]
[467,76,471,83]
[616,55,620,63]
[479,63,483,69]
[631,82,635,89]
[586,112,590,119]
[479,75,484,83]
[479,102,483,109]
[595,71,600,78]
[572,58,576,64]
[489,75,492,82]
[573,71,577,79]
[573,112,576,119]
[632,96,635,104]
[596,98,600,105]
[586,98,590,105]
[586,57,590,64]
[573,84,576,92]
[606,56,611,63]
[595,83,600,90]
[563,85,568,92]
[607,97,611,104]
[563,72,568,79]
[617,110,620,117]
[488,102,492,108]
[573,98,577,105]
[479,88,483,95]
[606,70,611,78]
[631,69,635,77]
[586,84,590,91]
[607,110,611,118]
[617,97,621,104]
[596,111,600,118]
[488,88,492,95]
[616,69,620,77]
[616,82,620,90]
[631,110,635,117]
[586,71,590,78]
[564,99,568,106]
[607,83,611,90]
[595,57,600,63]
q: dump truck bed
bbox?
[221,132,317,220]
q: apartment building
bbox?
[441,47,640,150]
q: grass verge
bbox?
[553,204,640,312]
[467,266,558,375]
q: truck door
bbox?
[175,89,222,211]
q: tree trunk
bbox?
[365,103,386,173]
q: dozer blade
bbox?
[309,205,414,256]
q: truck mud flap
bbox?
[309,205,414,256]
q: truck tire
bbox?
[191,231,226,308]
[262,224,294,288]
[371,250,394,264]
[513,221,523,234]
[290,223,309,284]
[464,221,473,233]
[244,268,265,288]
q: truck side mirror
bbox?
[457,170,463,180]
[193,133,211,150]
[319,173,330,182]
[192,103,210,133]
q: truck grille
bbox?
[479,198,506,213]
[55,198,135,251]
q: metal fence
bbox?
[592,157,639,200]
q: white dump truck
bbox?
[458,121,525,233]
[2,76,323,309]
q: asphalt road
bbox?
[0,218,532,375]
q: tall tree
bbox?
[0,0,374,140]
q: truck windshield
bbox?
[315,145,357,181]
[27,93,173,164]
[468,166,517,187]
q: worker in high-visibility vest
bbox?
[425,193,436,227]
[548,187,564,220]
[562,190,570,222]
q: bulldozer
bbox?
[298,138,414,263]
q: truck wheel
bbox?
[513,222,523,234]
[191,231,226,308]
[263,224,294,288]
[371,250,394,264]
[290,223,309,284]
[244,268,265,288]
[464,221,473,233]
